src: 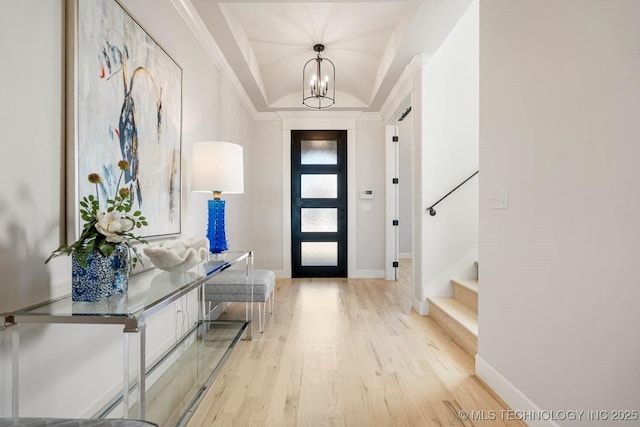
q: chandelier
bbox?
[302,44,335,109]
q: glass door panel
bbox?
[301,174,338,198]
[301,140,338,164]
[301,242,338,266]
[301,208,337,232]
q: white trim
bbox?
[413,298,428,315]
[281,127,292,277]
[351,270,385,279]
[382,57,427,288]
[380,54,430,123]
[278,111,362,130]
[170,0,257,117]
[170,0,258,119]
[409,86,422,307]
[347,129,357,278]
[384,125,396,281]
[254,111,279,121]
[271,270,288,279]
[358,112,384,121]
[475,355,558,427]
[279,112,360,278]
[218,4,269,104]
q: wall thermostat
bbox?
[360,190,374,199]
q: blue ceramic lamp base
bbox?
[207,199,228,253]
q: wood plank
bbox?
[186,261,524,427]
[428,297,478,357]
[452,279,479,312]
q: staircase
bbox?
[428,265,478,357]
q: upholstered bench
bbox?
[204,269,275,333]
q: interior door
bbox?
[291,130,347,278]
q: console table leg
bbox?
[11,325,19,424]
[138,325,146,420]
[244,253,254,340]
[123,333,129,418]
[124,320,146,420]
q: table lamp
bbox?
[191,141,244,253]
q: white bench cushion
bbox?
[204,269,275,303]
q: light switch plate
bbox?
[490,189,509,209]
[361,203,372,211]
[360,190,374,199]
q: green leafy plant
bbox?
[46,160,148,270]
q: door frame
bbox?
[279,112,360,278]
[291,130,347,277]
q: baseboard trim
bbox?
[413,298,428,315]
[272,269,385,279]
[271,270,288,278]
[350,269,385,279]
[475,354,559,427]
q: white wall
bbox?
[0,0,253,418]
[355,117,385,274]
[255,112,386,278]
[0,0,390,419]
[0,0,66,415]
[417,0,479,305]
[0,0,66,311]
[478,0,640,425]
[250,118,284,271]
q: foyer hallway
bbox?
[187,261,525,426]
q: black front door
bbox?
[291,130,347,277]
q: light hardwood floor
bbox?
[187,261,525,427]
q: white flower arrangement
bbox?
[46,160,148,270]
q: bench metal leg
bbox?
[270,291,274,314]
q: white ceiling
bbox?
[188,0,473,113]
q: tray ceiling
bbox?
[189,0,473,112]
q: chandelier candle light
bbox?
[303,44,335,109]
[192,141,244,253]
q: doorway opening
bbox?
[291,130,347,278]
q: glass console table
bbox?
[1,250,253,426]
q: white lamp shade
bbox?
[191,141,244,194]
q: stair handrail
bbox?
[426,170,479,216]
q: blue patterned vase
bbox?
[72,244,129,302]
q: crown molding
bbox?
[170,0,419,124]
[379,53,431,123]
[359,112,384,121]
[170,0,259,119]
[253,111,280,121]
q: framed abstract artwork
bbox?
[66,0,182,243]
